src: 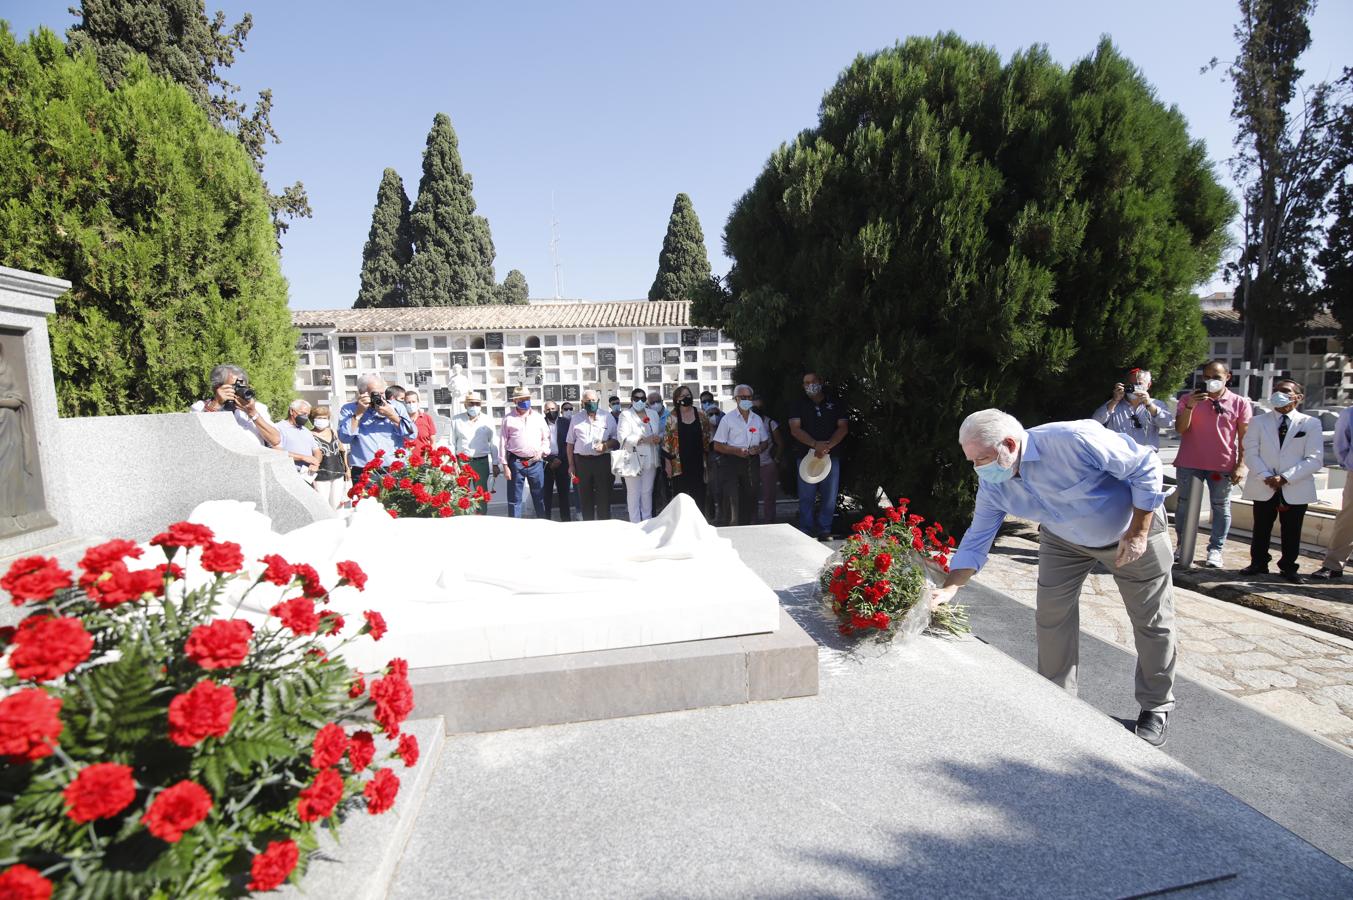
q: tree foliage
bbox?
[354,168,413,308]
[404,113,497,306]
[0,25,295,417]
[495,269,530,305]
[1320,175,1353,346]
[66,0,312,235]
[648,193,712,301]
[704,35,1233,524]
[1213,0,1352,359]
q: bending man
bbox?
[929,410,1177,747]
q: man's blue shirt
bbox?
[951,420,1167,573]
[338,400,414,468]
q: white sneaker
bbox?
[1205,549,1224,568]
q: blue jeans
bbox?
[797,456,840,537]
[506,457,546,519]
[1174,466,1233,553]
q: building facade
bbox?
[1198,292,1351,407]
[290,300,740,420]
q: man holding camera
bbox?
[339,373,414,476]
[191,364,281,449]
[1092,368,1173,451]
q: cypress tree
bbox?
[496,269,530,305]
[0,25,295,416]
[354,168,413,308]
[648,193,712,301]
[706,35,1233,524]
[405,113,496,306]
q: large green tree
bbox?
[698,35,1233,524]
[649,192,712,301]
[354,168,413,308]
[0,25,295,416]
[1214,0,1352,361]
[405,112,496,306]
[495,269,530,305]
[66,0,311,235]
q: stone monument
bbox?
[0,267,74,557]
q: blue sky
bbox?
[6,1,1351,308]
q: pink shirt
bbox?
[499,409,550,466]
[1174,389,1252,472]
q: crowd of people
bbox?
[191,361,1350,586]
[190,364,853,533]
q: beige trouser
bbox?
[1321,478,1353,573]
[1036,510,1177,712]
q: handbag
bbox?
[611,445,641,478]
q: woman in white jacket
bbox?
[617,387,663,522]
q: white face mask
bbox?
[1204,378,1225,394]
[312,418,330,430]
[1270,392,1296,410]
[467,406,481,418]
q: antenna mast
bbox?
[550,192,564,300]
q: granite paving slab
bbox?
[388,527,1353,898]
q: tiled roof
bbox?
[292,300,699,332]
[1202,307,1341,337]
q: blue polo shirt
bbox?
[337,400,414,469]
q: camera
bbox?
[222,382,255,412]
[369,390,385,407]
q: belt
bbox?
[509,452,540,463]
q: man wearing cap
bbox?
[712,384,767,526]
[788,372,848,540]
[450,392,500,516]
[499,386,550,519]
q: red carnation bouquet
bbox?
[0,523,419,897]
[349,438,489,518]
[818,499,969,639]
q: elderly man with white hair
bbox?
[274,399,322,477]
[712,384,767,526]
[338,373,414,475]
[930,409,1177,747]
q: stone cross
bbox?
[1234,360,1281,401]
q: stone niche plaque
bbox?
[0,267,74,557]
[0,328,54,539]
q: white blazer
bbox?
[617,407,661,472]
[1240,409,1324,504]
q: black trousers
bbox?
[542,456,572,521]
[1250,494,1307,573]
[718,455,758,526]
[672,470,706,513]
[574,453,612,521]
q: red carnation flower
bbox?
[289,563,326,599]
[247,839,299,892]
[457,497,472,510]
[874,552,893,574]
[387,658,409,679]
[1210,472,1223,481]
[362,610,388,641]
[297,767,344,822]
[199,541,245,574]
[184,619,253,669]
[370,673,414,735]
[311,723,348,769]
[0,688,63,763]
[81,562,162,609]
[2,556,73,605]
[381,476,396,490]
[873,611,891,629]
[258,554,294,586]
[387,509,400,519]
[149,522,215,551]
[642,416,650,424]
[850,614,873,630]
[156,562,184,582]
[0,864,52,900]
[270,597,319,635]
[364,768,400,815]
[141,780,212,842]
[348,672,366,699]
[397,733,420,767]
[167,680,236,747]
[8,616,93,682]
[438,506,453,517]
[348,730,376,770]
[64,762,136,823]
[336,560,367,591]
[388,460,406,473]
[318,611,345,635]
[78,539,142,575]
